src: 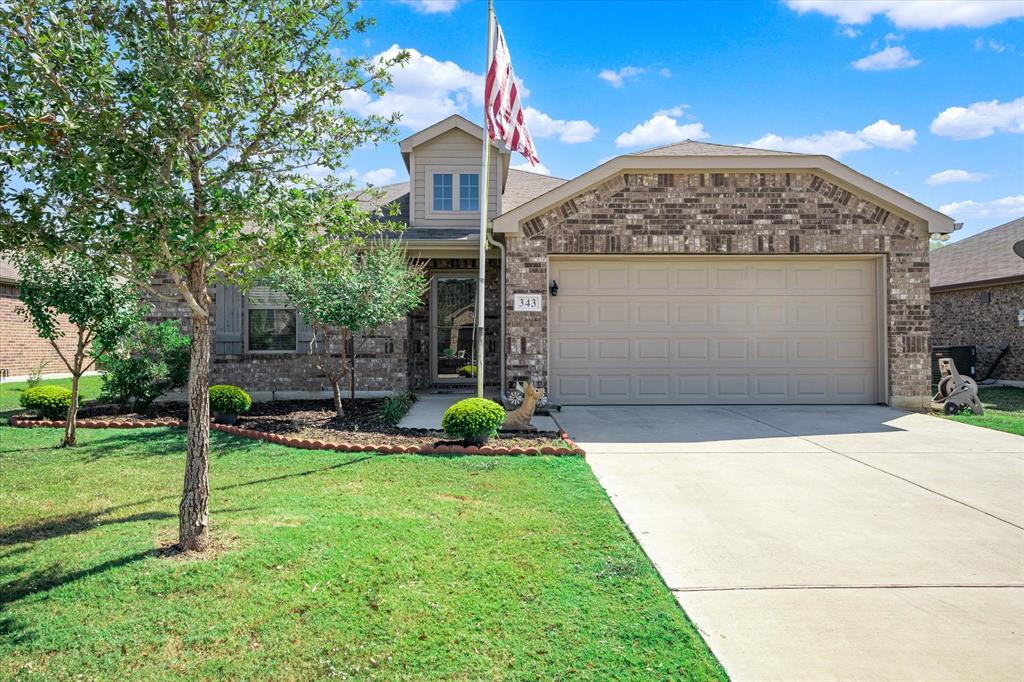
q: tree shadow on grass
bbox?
[216,455,375,491]
[1,548,156,606]
[0,510,176,547]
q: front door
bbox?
[432,274,478,383]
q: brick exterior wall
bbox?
[146,275,410,396]
[0,283,81,378]
[503,171,932,408]
[931,281,1024,382]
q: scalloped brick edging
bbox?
[7,416,585,457]
[9,415,184,429]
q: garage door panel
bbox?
[549,257,880,405]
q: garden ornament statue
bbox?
[502,382,545,431]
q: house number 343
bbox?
[513,293,543,312]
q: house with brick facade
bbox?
[931,218,1024,384]
[0,256,81,380]
[151,114,957,409]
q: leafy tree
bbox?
[0,1,405,550]
[98,320,191,412]
[13,252,144,446]
[269,239,426,417]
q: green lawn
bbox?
[945,385,1024,436]
[0,375,104,420]
[0,427,725,681]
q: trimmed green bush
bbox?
[209,385,252,415]
[379,392,416,426]
[98,320,190,411]
[19,385,73,420]
[441,398,506,443]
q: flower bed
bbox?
[9,398,584,456]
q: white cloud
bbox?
[510,161,551,176]
[598,66,644,88]
[653,105,688,117]
[396,0,458,14]
[839,25,860,37]
[785,0,1024,29]
[926,169,990,185]
[615,114,709,148]
[361,168,398,185]
[746,119,916,157]
[858,119,917,148]
[659,67,672,77]
[940,195,1024,221]
[523,107,599,144]
[930,97,1024,139]
[852,45,921,70]
[974,37,1010,53]
[344,45,483,130]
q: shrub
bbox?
[98,321,190,411]
[441,398,506,441]
[456,364,478,378]
[209,385,252,415]
[20,385,72,420]
[379,392,416,426]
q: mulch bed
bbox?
[10,398,583,456]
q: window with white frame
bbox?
[429,168,480,214]
[245,284,297,352]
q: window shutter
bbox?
[214,282,243,354]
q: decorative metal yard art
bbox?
[931,358,984,416]
[502,382,546,431]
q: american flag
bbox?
[485,19,540,166]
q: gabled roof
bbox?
[930,217,1024,290]
[398,114,488,153]
[632,139,802,157]
[351,168,567,238]
[492,145,957,235]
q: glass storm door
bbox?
[433,275,478,382]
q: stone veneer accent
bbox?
[503,171,932,408]
[931,281,1024,382]
[0,282,80,378]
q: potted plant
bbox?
[441,397,506,446]
[208,385,252,425]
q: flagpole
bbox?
[475,0,494,399]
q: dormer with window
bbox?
[399,115,510,228]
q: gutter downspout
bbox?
[487,230,506,401]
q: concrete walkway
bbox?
[558,405,1024,681]
[398,392,558,431]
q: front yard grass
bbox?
[0,375,104,420]
[944,385,1024,437]
[0,426,725,680]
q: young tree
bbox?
[13,252,143,447]
[0,1,405,550]
[269,239,426,417]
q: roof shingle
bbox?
[930,217,1024,289]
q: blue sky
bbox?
[343,0,1023,241]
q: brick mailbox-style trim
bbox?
[504,171,932,408]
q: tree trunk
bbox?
[179,295,211,552]
[331,379,344,418]
[61,370,81,447]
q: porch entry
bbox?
[431,273,480,382]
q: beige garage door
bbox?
[549,256,881,405]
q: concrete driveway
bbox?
[557,405,1024,681]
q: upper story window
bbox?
[429,170,479,214]
[459,173,479,211]
[433,173,453,211]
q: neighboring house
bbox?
[0,256,80,380]
[930,218,1024,383]
[150,114,956,408]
